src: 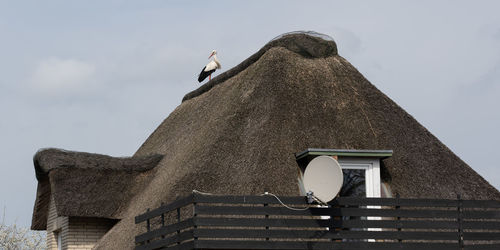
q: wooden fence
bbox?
[135,193,500,250]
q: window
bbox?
[338,157,381,198]
[54,231,62,250]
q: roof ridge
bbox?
[182,32,337,102]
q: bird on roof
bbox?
[198,50,221,82]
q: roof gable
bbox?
[31,148,163,230]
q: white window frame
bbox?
[338,157,381,198]
[339,157,382,236]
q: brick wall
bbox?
[47,195,68,250]
[46,195,116,250]
[66,217,115,250]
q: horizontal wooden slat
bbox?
[193,194,500,208]
[461,200,500,208]
[195,205,313,216]
[157,240,194,250]
[463,210,500,219]
[136,194,194,224]
[136,219,194,244]
[193,228,459,240]
[194,217,460,229]
[194,240,459,250]
[463,220,500,229]
[195,217,500,230]
[337,197,500,208]
[136,230,193,250]
[334,197,461,207]
[195,217,324,228]
[464,244,500,250]
[194,194,458,207]
[195,205,459,218]
[463,232,500,240]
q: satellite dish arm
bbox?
[306,191,330,206]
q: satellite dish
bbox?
[303,156,343,203]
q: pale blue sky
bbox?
[1,1,499,227]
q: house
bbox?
[31,31,500,250]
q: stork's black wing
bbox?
[198,66,215,82]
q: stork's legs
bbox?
[209,74,211,81]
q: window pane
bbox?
[57,232,62,250]
[340,169,366,197]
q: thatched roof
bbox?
[92,31,500,249]
[31,32,499,249]
[31,148,163,230]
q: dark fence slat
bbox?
[463,210,500,219]
[463,232,500,240]
[195,205,459,218]
[193,228,459,241]
[156,240,194,250]
[195,217,325,228]
[136,194,194,224]
[194,217,461,229]
[136,219,194,244]
[333,197,460,207]
[194,194,458,207]
[194,240,459,250]
[464,244,500,250]
[337,197,500,208]
[136,230,193,250]
[463,220,500,229]
[462,199,500,208]
[193,194,500,208]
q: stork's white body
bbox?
[204,58,221,72]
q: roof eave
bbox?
[295,148,394,160]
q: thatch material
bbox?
[89,32,500,249]
[31,148,163,230]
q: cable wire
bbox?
[192,189,215,195]
[261,192,310,211]
[192,190,313,211]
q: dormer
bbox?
[295,148,393,198]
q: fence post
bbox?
[177,207,181,244]
[264,202,269,241]
[396,193,402,243]
[457,194,464,250]
[193,201,198,243]
[160,203,165,227]
[161,202,165,239]
[146,208,151,244]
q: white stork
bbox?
[198,50,221,82]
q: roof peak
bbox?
[270,31,335,43]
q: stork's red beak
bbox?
[208,53,214,59]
